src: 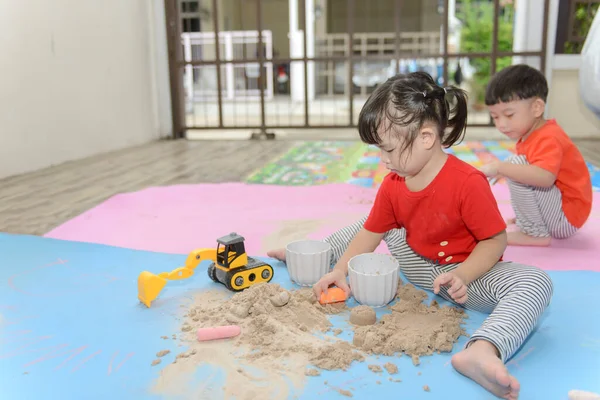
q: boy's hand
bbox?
[313,269,350,299]
[433,272,468,304]
[481,160,500,177]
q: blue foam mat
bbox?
[0,233,598,400]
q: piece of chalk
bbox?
[569,390,600,400]
[197,325,241,342]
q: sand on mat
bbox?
[151,277,467,399]
[259,214,367,253]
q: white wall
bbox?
[148,0,173,142]
[543,0,600,138]
[547,69,600,138]
[0,0,172,179]
[512,0,543,70]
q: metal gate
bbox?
[165,0,550,139]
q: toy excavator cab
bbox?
[208,233,274,292]
[216,233,248,269]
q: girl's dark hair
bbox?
[358,71,468,154]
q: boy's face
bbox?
[488,98,545,140]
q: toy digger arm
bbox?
[137,248,218,308]
[152,248,218,281]
[149,248,218,281]
[184,248,218,270]
[158,267,194,280]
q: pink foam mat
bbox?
[44,183,600,272]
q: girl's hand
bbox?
[433,272,468,304]
[312,269,350,299]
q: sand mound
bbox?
[353,281,466,365]
[349,305,377,326]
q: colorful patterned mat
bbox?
[246,140,600,191]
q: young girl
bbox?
[268,72,553,400]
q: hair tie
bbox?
[422,87,448,99]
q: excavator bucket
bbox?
[137,248,218,308]
[138,271,167,308]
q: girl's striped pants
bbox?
[324,215,553,362]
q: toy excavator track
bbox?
[209,257,273,292]
[208,263,218,282]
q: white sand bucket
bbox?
[348,253,399,307]
[285,240,332,286]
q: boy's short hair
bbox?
[485,64,549,105]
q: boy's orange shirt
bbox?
[516,119,592,228]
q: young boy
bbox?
[481,64,593,246]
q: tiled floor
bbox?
[0,139,294,235]
[1,138,599,236]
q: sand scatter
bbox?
[368,364,383,373]
[152,283,362,399]
[384,362,398,374]
[152,278,466,399]
[156,350,170,357]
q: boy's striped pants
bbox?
[506,155,578,239]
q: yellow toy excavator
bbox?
[137,232,274,307]
[207,232,274,292]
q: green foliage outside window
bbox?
[564,2,599,54]
[457,0,515,105]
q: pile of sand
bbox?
[152,279,467,399]
[353,281,466,366]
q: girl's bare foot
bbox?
[506,217,516,225]
[266,248,286,262]
[451,340,520,400]
[507,231,551,247]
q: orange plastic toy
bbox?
[319,287,348,305]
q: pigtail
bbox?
[441,86,468,148]
[356,72,469,151]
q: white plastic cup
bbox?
[285,240,332,286]
[348,253,399,307]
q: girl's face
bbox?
[377,124,437,178]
